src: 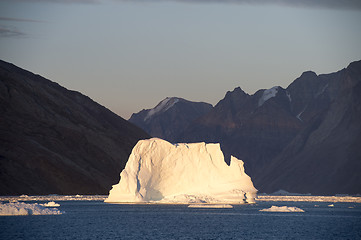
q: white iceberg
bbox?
[259,205,305,212]
[105,138,257,204]
[0,202,63,216]
[41,201,60,207]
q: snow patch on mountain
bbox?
[145,97,180,121]
[296,106,307,121]
[315,83,329,97]
[105,138,257,204]
[286,91,292,102]
[258,86,279,106]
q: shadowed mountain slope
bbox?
[0,60,149,195]
[257,60,361,194]
[179,61,361,194]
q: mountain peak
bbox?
[226,86,247,95]
[145,97,181,121]
[300,71,318,78]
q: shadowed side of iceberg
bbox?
[105,138,257,204]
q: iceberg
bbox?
[259,206,305,212]
[0,202,63,216]
[105,138,257,204]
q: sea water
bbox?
[1,201,360,239]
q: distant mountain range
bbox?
[130,60,361,195]
[0,60,149,195]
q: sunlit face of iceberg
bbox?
[105,138,257,204]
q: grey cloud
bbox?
[0,0,101,3]
[0,26,26,38]
[120,0,361,10]
[0,17,45,23]
[2,0,361,10]
[0,17,45,38]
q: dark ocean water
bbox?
[1,201,360,239]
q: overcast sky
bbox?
[1,0,360,119]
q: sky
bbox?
[1,0,361,119]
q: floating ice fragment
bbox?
[259,206,305,212]
[0,202,63,216]
[188,204,233,208]
[41,201,60,207]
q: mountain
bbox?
[129,60,361,195]
[129,97,212,142]
[180,61,361,195]
[178,86,303,184]
[0,60,149,195]
[257,60,361,195]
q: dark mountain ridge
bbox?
[0,60,149,195]
[258,60,361,194]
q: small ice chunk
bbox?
[0,202,63,216]
[188,204,233,208]
[41,201,60,207]
[259,205,305,212]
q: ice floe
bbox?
[0,202,63,216]
[0,195,107,203]
[41,201,60,207]
[256,195,361,203]
[259,206,305,212]
[188,204,233,208]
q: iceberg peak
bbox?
[105,138,257,204]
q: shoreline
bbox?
[1,195,361,203]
